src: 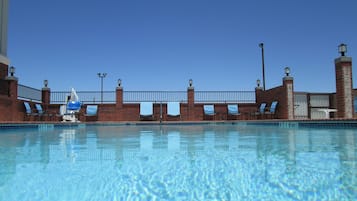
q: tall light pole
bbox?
[97,72,107,103]
[259,43,266,91]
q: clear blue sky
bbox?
[7,0,357,92]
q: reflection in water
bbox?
[59,129,77,163]
[0,125,356,200]
[140,131,153,153]
[228,130,239,150]
[167,131,180,152]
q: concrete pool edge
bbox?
[1,119,357,129]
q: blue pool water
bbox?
[0,123,356,201]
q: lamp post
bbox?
[9,66,15,77]
[97,73,107,103]
[284,67,291,77]
[259,43,266,91]
[117,79,122,88]
[43,79,48,88]
[189,79,193,88]
[256,79,261,88]
[338,43,347,56]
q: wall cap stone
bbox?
[335,56,352,63]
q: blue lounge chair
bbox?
[140,102,154,120]
[86,105,98,116]
[268,101,278,113]
[258,103,267,114]
[35,103,53,121]
[203,104,215,120]
[227,104,240,119]
[228,104,240,115]
[84,105,98,121]
[252,102,267,119]
[265,101,278,118]
[23,102,38,120]
[167,102,180,117]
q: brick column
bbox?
[5,75,18,121]
[187,86,194,121]
[0,61,8,79]
[41,87,50,109]
[255,82,263,104]
[283,75,294,120]
[335,53,353,118]
[115,81,124,121]
[5,76,17,99]
[116,86,123,109]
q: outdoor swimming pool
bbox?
[0,123,356,200]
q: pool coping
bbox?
[1,119,357,129]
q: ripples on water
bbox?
[0,125,356,200]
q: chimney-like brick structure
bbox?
[41,86,51,113]
[0,62,8,79]
[187,86,195,121]
[283,75,294,120]
[335,56,353,118]
[116,86,123,109]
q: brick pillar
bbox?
[116,85,123,121]
[41,87,50,110]
[5,76,17,99]
[255,86,263,104]
[187,86,194,121]
[283,75,294,120]
[0,61,8,79]
[5,75,18,121]
[116,86,123,109]
[335,55,353,118]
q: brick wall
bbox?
[254,77,294,119]
[255,86,284,119]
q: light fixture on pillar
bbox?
[117,79,122,87]
[9,66,15,77]
[5,66,18,81]
[284,67,291,77]
[338,43,347,57]
[189,79,193,87]
[44,79,48,88]
[256,79,261,87]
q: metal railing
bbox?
[50,90,255,104]
[195,91,255,103]
[50,91,116,104]
[17,84,42,102]
[124,91,187,103]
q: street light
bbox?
[97,72,107,103]
[259,43,266,91]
